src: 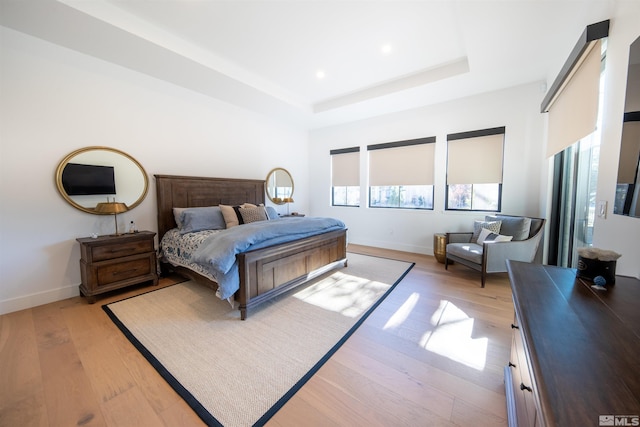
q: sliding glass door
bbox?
[549,134,600,267]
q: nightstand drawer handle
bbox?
[520,383,532,392]
[509,362,516,368]
[511,324,519,329]
[113,268,139,276]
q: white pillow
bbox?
[477,227,513,244]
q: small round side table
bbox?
[433,233,447,263]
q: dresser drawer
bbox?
[94,255,155,287]
[507,314,540,427]
[91,239,154,262]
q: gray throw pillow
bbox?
[485,215,532,241]
[265,206,280,220]
[179,206,227,234]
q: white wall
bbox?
[0,28,309,314]
[308,82,547,255]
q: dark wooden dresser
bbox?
[77,231,158,302]
[505,260,640,427]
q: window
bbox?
[446,127,505,211]
[331,147,360,206]
[368,137,435,210]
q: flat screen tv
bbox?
[62,163,116,196]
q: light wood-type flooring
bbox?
[0,245,514,426]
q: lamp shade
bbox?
[95,202,128,215]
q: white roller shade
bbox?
[447,133,504,185]
[331,151,359,186]
[369,143,434,186]
[546,40,602,158]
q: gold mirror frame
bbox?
[55,146,149,214]
[265,167,294,205]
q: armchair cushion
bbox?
[471,220,502,243]
[447,242,484,264]
[485,215,531,241]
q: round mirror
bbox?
[55,146,149,214]
[265,167,294,205]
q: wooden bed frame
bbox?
[155,175,348,320]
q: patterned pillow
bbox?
[238,206,268,224]
[471,220,502,243]
[477,227,513,244]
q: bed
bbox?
[155,175,348,320]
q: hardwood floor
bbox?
[0,245,514,426]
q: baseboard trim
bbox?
[0,284,80,315]
[348,238,430,256]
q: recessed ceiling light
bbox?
[381,43,392,55]
[316,70,326,79]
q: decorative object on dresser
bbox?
[576,246,621,284]
[77,231,158,303]
[505,260,640,427]
[154,175,347,320]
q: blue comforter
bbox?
[192,217,346,299]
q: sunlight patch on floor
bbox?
[294,272,390,318]
[383,292,420,330]
[420,300,488,370]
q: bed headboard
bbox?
[155,175,266,239]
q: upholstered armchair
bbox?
[445,215,545,287]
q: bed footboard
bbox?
[236,228,347,320]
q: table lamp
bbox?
[95,199,129,235]
[283,197,294,215]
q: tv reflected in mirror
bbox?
[62,163,116,196]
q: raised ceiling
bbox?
[0,0,615,129]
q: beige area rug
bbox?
[103,253,413,427]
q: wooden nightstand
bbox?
[77,231,158,303]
